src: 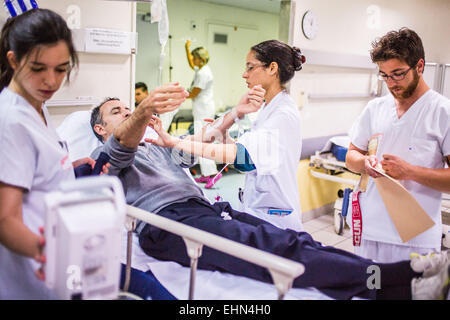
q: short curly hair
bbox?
[191,47,210,64]
[370,28,425,68]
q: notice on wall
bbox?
[84,28,133,55]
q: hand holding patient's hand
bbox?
[201,119,217,142]
[236,85,266,117]
[72,157,95,169]
[200,119,229,144]
[138,83,188,115]
[145,115,178,148]
[99,163,110,175]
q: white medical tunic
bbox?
[0,88,75,299]
[237,91,303,231]
[191,65,215,120]
[191,65,218,176]
[349,90,450,250]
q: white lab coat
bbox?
[191,65,218,176]
[0,88,74,299]
[237,91,303,231]
[348,90,450,255]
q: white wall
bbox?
[289,0,450,139]
[135,12,160,95]
[136,0,280,111]
[36,0,136,126]
[8,0,448,132]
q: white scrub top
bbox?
[349,90,450,249]
[237,91,303,231]
[191,65,215,120]
[0,88,75,299]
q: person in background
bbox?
[185,40,220,188]
[135,82,148,107]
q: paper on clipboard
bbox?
[370,165,435,243]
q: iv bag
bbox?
[151,0,169,85]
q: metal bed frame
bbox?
[123,205,305,300]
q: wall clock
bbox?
[302,10,318,40]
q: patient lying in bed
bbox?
[58,91,449,300]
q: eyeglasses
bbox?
[377,65,416,81]
[245,63,265,73]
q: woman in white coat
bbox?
[0,9,185,299]
[0,9,84,299]
[148,40,306,231]
[185,40,220,187]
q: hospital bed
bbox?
[55,110,334,300]
[46,176,308,300]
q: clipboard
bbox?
[369,165,435,243]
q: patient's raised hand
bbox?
[139,83,189,116]
[145,115,178,148]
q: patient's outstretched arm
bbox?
[115,84,188,148]
[187,85,266,144]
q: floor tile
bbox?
[315,214,334,224]
[334,238,355,254]
[310,230,346,246]
[303,216,333,230]
[302,220,322,233]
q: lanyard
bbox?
[351,190,362,247]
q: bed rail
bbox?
[125,205,305,300]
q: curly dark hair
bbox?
[250,40,306,85]
[370,27,425,68]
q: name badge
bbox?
[267,208,293,216]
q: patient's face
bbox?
[99,100,132,139]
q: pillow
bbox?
[56,111,102,161]
[56,110,158,161]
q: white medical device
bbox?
[44,176,126,300]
